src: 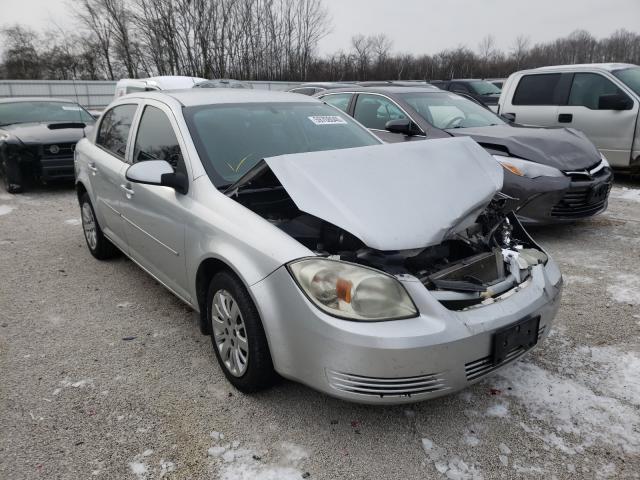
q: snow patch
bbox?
[463,433,480,447]
[485,403,509,418]
[64,218,81,226]
[0,205,15,216]
[612,187,640,203]
[209,435,310,480]
[422,437,483,479]
[159,460,176,478]
[497,361,640,454]
[129,462,148,478]
[60,378,93,388]
[606,273,640,305]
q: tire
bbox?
[79,193,118,260]
[207,271,276,393]
[2,159,24,194]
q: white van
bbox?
[114,76,206,99]
[499,64,640,170]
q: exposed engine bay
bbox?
[228,167,548,311]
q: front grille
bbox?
[326,370,448,398]
[464,325,545,381]
[551,183,611,218]
[41,143,76,159]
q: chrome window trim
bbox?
[320,91,426,136]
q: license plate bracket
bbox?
[492,316,540,364]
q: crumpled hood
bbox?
[1,122,90,145]
[447,124,601,170]
[263,137,503,251]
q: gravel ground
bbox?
[1,180,639,480]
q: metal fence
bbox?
[0,79,302,108]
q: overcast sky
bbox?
[2,0,639,56]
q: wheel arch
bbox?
[195,257,248,335]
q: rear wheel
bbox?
[80,193,118,260]
[207,271,276,392]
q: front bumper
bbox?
[251,258,563,404]
[503,168,613,224]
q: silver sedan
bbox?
[75,89,562,404]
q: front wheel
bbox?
[80,193,118,260]
[2,159,23,193]
[207,271,276,392]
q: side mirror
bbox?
[501,112,516,122]
[598,93,633,110]
[385,118,421,136]
[125,160,188,194]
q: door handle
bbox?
[88,162,98,173]
[120,184,135,197]
[558,113,573,123]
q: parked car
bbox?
[0,97,95,193]
[74,89,562,404]
[316,86,612,223]
[193,79,253,89]
[499,63,640,172]
[287,82,356,96]
[114,76,206,99]
[430,79,501,111]
[358,81,432,87]
[486,78,507,89]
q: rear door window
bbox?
[353,94,407,130]
[450,82,470,94]
[96,104,137,159]
[512,74,562,105]
[568,73,628,110]
[321,93,353,113]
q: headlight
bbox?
[288,258,418,321]
[492,155,564,178]
[599,152,610,168]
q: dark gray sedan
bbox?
[316,86,613,224]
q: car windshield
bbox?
[400,92,505,129]
[468,81,502,95]
[184,102,380,187]
[0,101,94,126]
[613,67,640,96]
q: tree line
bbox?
[1,0,639,82]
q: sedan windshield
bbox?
[400,92,505,129]
[0,101,94,126]
[613,67,640,96]
[184,102,380,187]
[469,81,502,95]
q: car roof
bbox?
[125,88,321,106]
[317,85,441,95]
[292,82,356,88]
[521,63,637,74]
[0,97,76,104]
[117,76,207,89]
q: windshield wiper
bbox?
[223,159,269,196]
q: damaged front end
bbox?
[226,138,552,313]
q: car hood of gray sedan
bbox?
[263,137,503,251]
[446,124,601,170]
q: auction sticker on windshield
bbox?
[308,115,348,125]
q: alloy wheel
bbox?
[81,202,98,250]
[211,289,249,377]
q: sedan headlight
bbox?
[288,258,418,321]
[492,155,564,178]
[599,152,610,168]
